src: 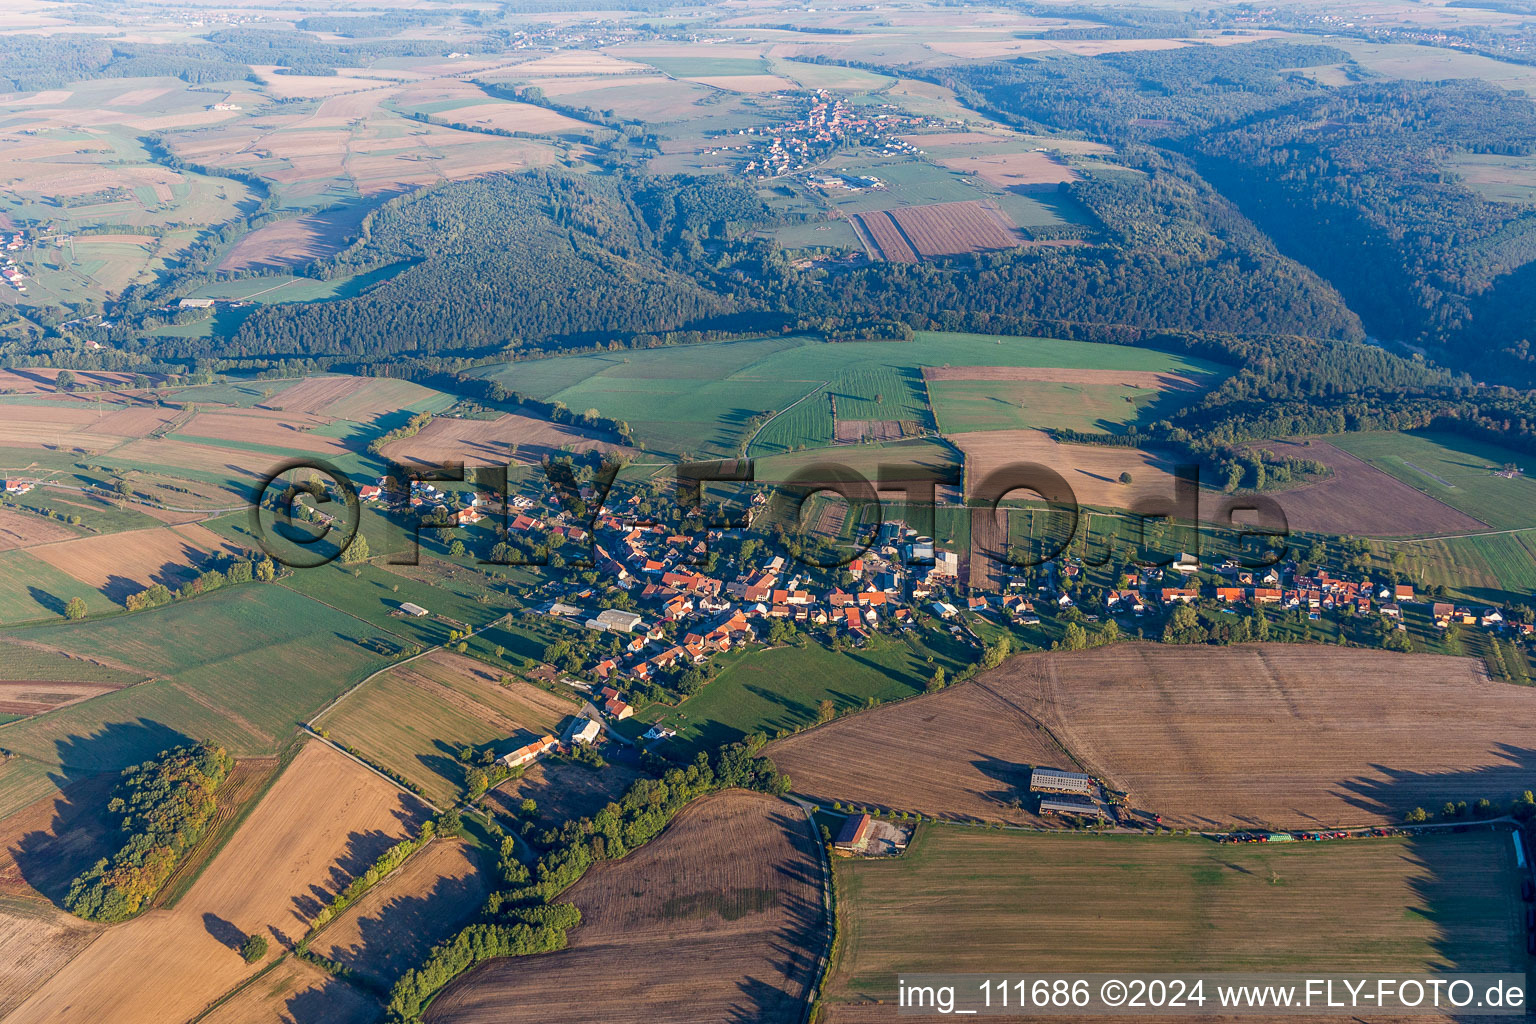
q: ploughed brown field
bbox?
[853,209,916,263]
[855,200,1022,262]
[425,790,825,1024]
[768,643,1536,829]
[1255,438,1486,536]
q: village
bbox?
[383,471,1535,763]
[738,90,942,178]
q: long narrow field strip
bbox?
[425,791,824,1024]
[823,827,1525,1022]
[0,510,76,551]
[4,740,430,1024]
[855,209,917,262]
[769,643,1536,829]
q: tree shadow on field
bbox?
[335,849,491,987]
[1327,751,1536,974]
[26,586,66,616]
[11,719,198,907]
[726,809,830,1024]
[972,754,1033,810]
[203,912,245,951]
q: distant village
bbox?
[738,91,943,178]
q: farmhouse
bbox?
[566,717,601,745]
[500,734,558,769]
[604,697,634,720]
[4,478,37,495]
[834,812,874,852]
[1030,767,1094,796]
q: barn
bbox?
[1030,767,1094,795]
[834,813,873,852]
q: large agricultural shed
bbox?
[1030,768,1093,795]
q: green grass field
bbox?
[0,550,120,625]
[1330,431,1536,531]
[827,827,1527,1009]
[314,654,574,804]
[928,378,1192,434]
[656,630,974,750]
[0,583,392,771]
[471,332,1223,458]
[1374,529,1536,607]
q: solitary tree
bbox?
[240,933,268,964]
[64,596,88,620]
[816,699,836,724]
[340,533,370,565]
[1118,471,1133,484]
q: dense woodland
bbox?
[64,743,234,922]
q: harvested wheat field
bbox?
[28,524,239,600]
[382,412,624,466]
[1255,438,1485,537]
[0,510,75,551]
[434,100,593,134]
[180,411,350,455]
[426,790,825,1024]
[773,643,1536,829]
[0,896,103,1019]
[0,369,148,394]
[259,376,372,416]
[198,954,377,1024]
[5,740,430,1024]
[311,838,489,988]
[941,150,1080,188]
[216,204,375,272]
[952,428,1188,510]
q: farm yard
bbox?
[3,740,429,1024]
[423,791,825,1024]
[771,644,1536,829]
[823,827,1526,1021]
[312,649,578,805]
